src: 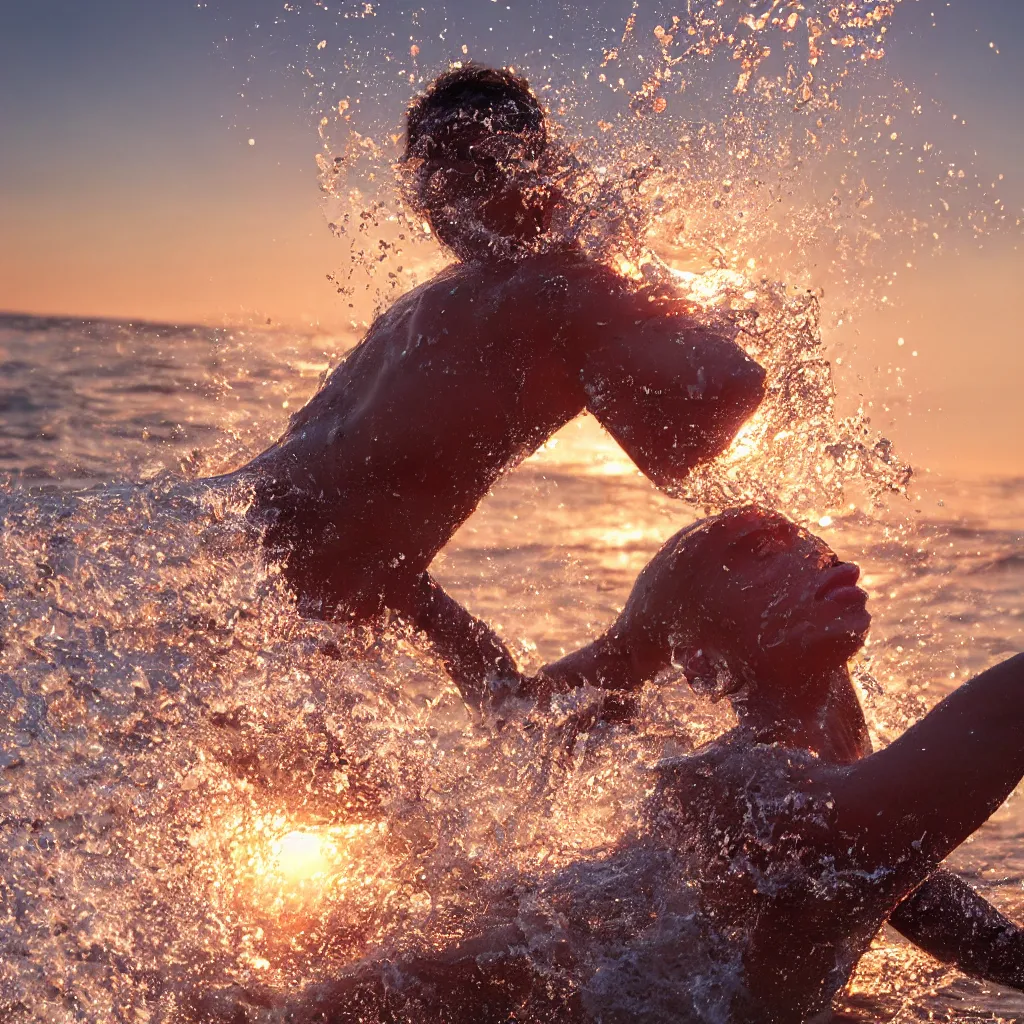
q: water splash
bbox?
[0,477,663,1020]
[2,3,1021,1020]
[1,414,1021,1020]
[659,273,912,514]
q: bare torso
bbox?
[243,251,764,617]
[650,739,889,1022]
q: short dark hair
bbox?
[405,63,546,161]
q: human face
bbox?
[411,118,557,255]
[702,513,871,678]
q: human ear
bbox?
[675,646,716,693]
[677,645,744,702]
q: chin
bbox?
[825,619,871,661]
[799,606,870,666]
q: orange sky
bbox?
[0,145,341,329]
[0,1,1021,477]
[829,244,1023,479]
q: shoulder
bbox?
[649,741,841,882]
[502,252,642,321]
[385,263,469,317]
[651,740,831,823]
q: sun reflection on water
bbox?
[205,812,391,926]
[274,829,336,883]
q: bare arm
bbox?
[397,572,651,722]
[533,634,643,694]
[581,318,765,489]
[394,572,523,710]
[837,678,1024,990]
[831,653,1024,892]
[523,636,643,728]
[889,868,1024,992]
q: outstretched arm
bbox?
[581,317,765,489]
[836,677,1024,992]
[397,573,653,723]
[525,635,645,727]
[889,868,1024,992]
[831,653,1024,898]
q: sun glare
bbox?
[203,811,390,925]
[274,830,336,883]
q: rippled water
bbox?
[0,314,1021,1022]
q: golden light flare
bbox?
[662,265,750,305]
[253,821,382,904]
[721,417,761,464]
[273,829,337,884]
[195,810,390,924]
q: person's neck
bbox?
[732,664,868,765]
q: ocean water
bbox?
[0,312,1021,1023]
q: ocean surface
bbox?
[0,312,1021,1022]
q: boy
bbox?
[227,65,765,701]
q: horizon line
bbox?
[0,309,354,336]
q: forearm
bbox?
[398,573,522,709]
[536,635,642,694]
[520,635,647,727]
[889,869,1024,991]
[582,324,765,490]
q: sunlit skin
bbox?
[193,510,1024,1024]
[212,65,766,704]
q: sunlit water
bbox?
[0,315,1021,1022]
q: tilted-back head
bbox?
[621,506,871,758]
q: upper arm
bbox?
[580,316,765,487]
[828,654,1024,883]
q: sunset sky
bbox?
[0,0,1021,475]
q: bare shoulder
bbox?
[376,254,640,348]
[511,252,641,319]
[368,262,468,327]
[651,739,834,833]
[384,253,658,328]
[387,254,724,336]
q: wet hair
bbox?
[404,63,547,163]
[402,64,552,262]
